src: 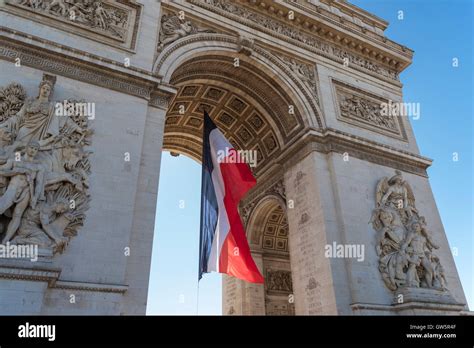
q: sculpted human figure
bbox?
[0,77,91,255]
[11,197,71,253]
[371,171,449,291]
[431,255,447,290]
[19,0,43,9]
[0,77,86,150]
[380,171,408,209]
[0,141,46,244]
[401,221,436,288]
[46,0,68,16]
[159,15,194,50]
[0,128,20,164]
[373,209,407,289]
[92,1,109,30]
[67,0,94,22]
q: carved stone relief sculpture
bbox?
[157,13,215,52]
[276,55,320,107]
[6,0,139,48]
[0,74,92,255]
[193,0,400,81]
[266,269,293,293]
[370,170,447,292]
[334,81,406,140]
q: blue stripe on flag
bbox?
[199,111,219,280]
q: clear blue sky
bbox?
[146,0,473,314]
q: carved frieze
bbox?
[4,0,141,50]
[370,171,447,292]
[333,80,407,140]
[266,269,293,293]
[192,0,400,82]
[0,74,92,255]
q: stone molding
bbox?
[54,280,128,294]
[154,33,323,129]
[351,302,466,314]
[186,0,405,83]
[0,262,128,293]
[150,89,176,110]
[241,178,287,228]
[253,127,431,183]
[0,30,172,106]
[0,264,61,286]
[280,0,411,59]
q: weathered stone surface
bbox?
[0,0,467,315]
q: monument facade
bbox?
[0,0,467,315]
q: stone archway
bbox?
[153,33,319,314]
[246,196,294,316]
[154,34,323,172]
[1,0,467,316]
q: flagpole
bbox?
[196,280,200,315]
[196,111,206,316]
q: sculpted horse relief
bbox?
[0,74,92,254]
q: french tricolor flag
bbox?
[199,111,264,283]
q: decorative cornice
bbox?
[150,89,176,109]
[0,264,61,287]
[54,280,128,294]
[0,30,170,105]
[280,0,412,60]
[0,262,128,293]
[277,127,430,178]
[187,0,404,83]
[0,26,153,77]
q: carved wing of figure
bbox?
[403,181,416,208]
[375,177,389,207]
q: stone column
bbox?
[222,252,265,315]
[241,252,265,315]
[120,96,169,314]
[283,149,353,315]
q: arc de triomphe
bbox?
[0,0,467,315]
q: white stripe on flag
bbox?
[207,128,232,272]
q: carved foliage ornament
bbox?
[370,171,447,292]
[0,75,92,255]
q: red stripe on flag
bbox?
[218,159,264,283]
